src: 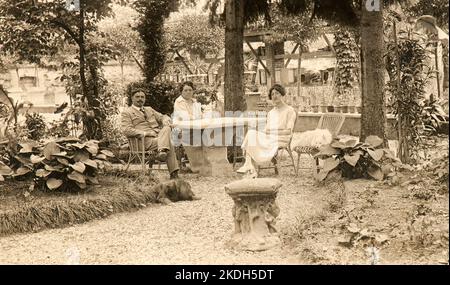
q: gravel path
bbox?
[0,165,319,265]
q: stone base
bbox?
[227,233,281,252]
[184,145,233,176]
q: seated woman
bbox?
[238,84,296,177]
[173,81,202,122]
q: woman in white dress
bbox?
[238,84,296,177]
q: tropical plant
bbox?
[25,113,47,141]
[0,138,114,191]
[421,95,449,134]
[315,135,399,181]
[385,21,432,163]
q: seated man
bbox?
[121,90,179,179]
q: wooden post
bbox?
[297,46,302,104]
[393,20,404,162]
[434,41,441,98]
[265,42,276,87]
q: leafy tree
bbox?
[97,3,145,80]
[165,13,224,60]
[0,0,115,140]
[133,0,181,82]
[407,0,449,29]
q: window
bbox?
[19,76,37,89]
[259,70,267,85]
[288,69,296,83]
[275,70,281,83]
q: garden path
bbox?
[0,164,318,265]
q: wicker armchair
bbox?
[294,113,345,175]
[124,137,164,173]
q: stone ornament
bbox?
[224,178,282,251]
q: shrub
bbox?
[421,96,449,135]
[25,113,46,141]
[315,136,399,181]
[126,81,178,115]
[0,137,114,191]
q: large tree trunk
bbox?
[79,3,101,140]
[360,0,386,142]
[224,0,246,113]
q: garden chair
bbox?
[294,113,345,175]
[123,137,165,173]
[257,112,298,176]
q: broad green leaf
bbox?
[73,150,90,162]
[368,149,384,161]
[47,178,63,190]
[76,182,87,189]
[13,167,31,177]
[100,149,114,157]
[44,164,64,172]
[69,142,86,149]
[330,141,346,149]
[14,155,31,165]
[36,169,51,177]
[30,155,45,164]
[86,175,99,185]
[323,157,340,172]
[52,152,68,157]
[344,153,361,167]
[19,143,34,153]
[83,159,98,169]
[86,146,99,155]
[57,158,69,166]
[0,162,12,175]
[317,145,339,156]
[70,162,86,173]
[365,136,384,148]
[55,137,80,143]
[344,139,358,148]
[43,141,60,160]
[368,165,384,181]
[67,171,86,184]
[315,169,329,181]
[96,154,107,160]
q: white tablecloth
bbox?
[173,117,266,129]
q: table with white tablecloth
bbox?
[173,117,266,176]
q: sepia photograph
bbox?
[0,0,448,269]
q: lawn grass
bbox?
[0,171,159,236]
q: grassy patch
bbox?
[0,171,159,236]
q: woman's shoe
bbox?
[237,165,249,174]
[243,169,258,179]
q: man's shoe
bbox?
[156,149,168,162]
[170,170,179,179]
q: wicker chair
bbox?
[294,113,345,175]
[123,137,164,173]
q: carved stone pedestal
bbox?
[224,178,282,251]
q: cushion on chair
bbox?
[290,129,332,150]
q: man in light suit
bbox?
[121,90,179,179]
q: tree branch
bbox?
[50,19,81,46]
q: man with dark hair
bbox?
[121,90,179,179]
